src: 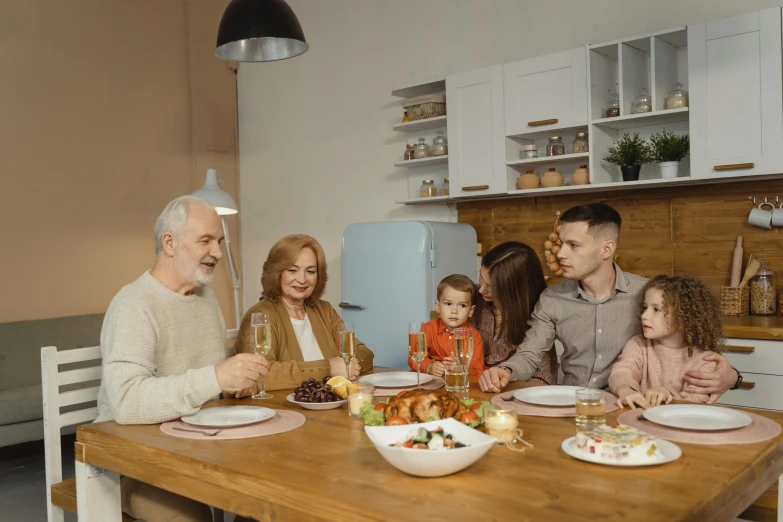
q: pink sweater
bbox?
[608,335,717,403]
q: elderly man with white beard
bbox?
[96,195,268,522]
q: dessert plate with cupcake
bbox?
[562,425,682,467]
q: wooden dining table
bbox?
[75,370,783,522]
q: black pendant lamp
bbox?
[215,0,308,62]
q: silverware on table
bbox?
[501,396,515,402]
[172,427,223,436]
[637,414,648,421]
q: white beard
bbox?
[175,250,217,287]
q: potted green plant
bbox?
[649,130,690,179]
[603,133,652,182]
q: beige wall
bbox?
[1,0,239,325]
[236,0,783,310]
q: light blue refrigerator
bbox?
[340,221,477,368]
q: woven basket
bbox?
[402,94,447,121]
[721,286,749,316]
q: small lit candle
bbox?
[347,382,374,417]
[485,410,519,443]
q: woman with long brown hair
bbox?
[472,241,558,384]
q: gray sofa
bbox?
[0,314,104,447]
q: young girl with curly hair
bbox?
[609,274,725,409]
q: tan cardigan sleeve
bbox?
[323,302,374,372]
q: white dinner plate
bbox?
[286,394,346,410]
[641,404,752,431]
[181,406,276,428]
[513,386,583,407]
[561,436,682,467]
[359,372,434,388]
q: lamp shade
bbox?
[192,169,238,215]
[215,0,308,62]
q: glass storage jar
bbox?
[665,82,689,110]
[521,144,538,159]
[413,137,430,159]
[419,179,437,198]
[404,143,415,160]
[605,93,620,118]
[750,260,777,315]
[441,178,450,196]
[573,132,588,153]
[431,131,448,156]
[546,136,565,156]
[632,88,652,114]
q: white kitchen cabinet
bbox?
[689,7,783,179]
[445,65,507,198]
[716,337,783,412]
[503,48,588,137]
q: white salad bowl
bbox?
[364,418,496,477]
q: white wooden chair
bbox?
[41,344,114,522]
[42,329,240,522]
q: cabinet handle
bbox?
[462,185,489,191]
[338,302,365,310]
[725,345,755,353]
[713,163,755,171]
[528,118,559,127]
[739,381,756,390]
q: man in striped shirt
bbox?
[478,203,739,402]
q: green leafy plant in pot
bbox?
[603,133,652,182]
[649,130,690,179]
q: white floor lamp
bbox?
[192,168,241,328]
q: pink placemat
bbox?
[373,377,446,397]
[160,409,305,440]
[491,390,619,417]
[616,408,782,445]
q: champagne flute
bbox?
[453,327,473,397]
[337,322,356,380]
[408,322,427,388]
[251,312,273,399]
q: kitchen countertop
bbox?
[724,315,783,341]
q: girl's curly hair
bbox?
[639,275,725,356]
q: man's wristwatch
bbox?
[730,368,743,390]
[498,365,513,379]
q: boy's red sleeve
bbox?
[468,327,486,377]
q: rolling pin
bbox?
[738,258,761,288]
[730,236,743,287]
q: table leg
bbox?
[75,461,122,522]
[779,473,783,522]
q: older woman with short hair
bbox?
[236,234,374,390]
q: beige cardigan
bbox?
[235,298,374,390]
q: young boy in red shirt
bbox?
[409,274,486,377]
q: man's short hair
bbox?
[437,274,476,305]
[153,195,216,255]
[560,202,621,240]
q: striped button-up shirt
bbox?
[503,265,648,389]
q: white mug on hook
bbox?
[772,203,783,227]
[749,200,775,229]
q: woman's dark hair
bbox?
[474,242,546,345]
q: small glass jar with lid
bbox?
[521,144,538,159]
[441,178,450,196]
[605,93,620,118]
[632,88,652,114]
[750,260,777,315]
[546,136,565,156]
[665,82,689,110]
[431,131,448,156]
[413,137,430,159]
[419,179,437,198]
[404,143,415,160]
[573,132,589,153]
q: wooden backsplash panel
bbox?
[458,179,783,296]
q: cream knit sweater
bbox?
[96,271,227,424]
